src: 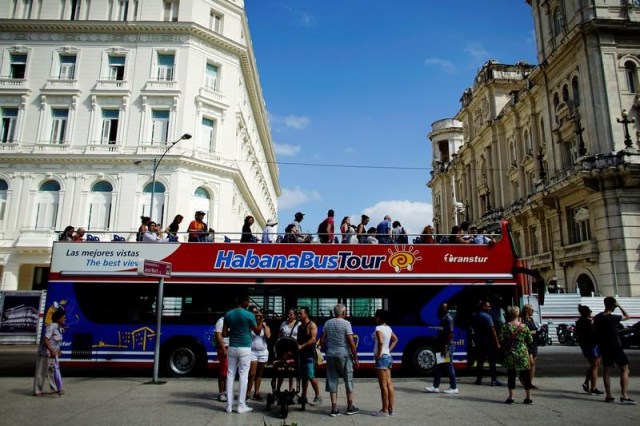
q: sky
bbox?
[244,0,538,236]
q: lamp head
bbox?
[181,133,192,140]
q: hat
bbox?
[196,211,206,215]
[266,218,278,226]
[295,212,305,218]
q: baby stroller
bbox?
[266,337,305,418]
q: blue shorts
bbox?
[580,345,600,359]
[375,354,393,370]
[300,357,315,380]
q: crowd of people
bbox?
[58,209,495,245]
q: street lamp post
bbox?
[149,133,192,222]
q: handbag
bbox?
[313,344,325,366]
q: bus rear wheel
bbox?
[164,341,205,377]
[407,344,437,375]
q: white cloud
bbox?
[298,12,316,28]
[279,186,322,210]
[464,43,491,66]
[424,57,458,74]
[362,200,433,235]
[274,143,301,156]
[283,115,310,130]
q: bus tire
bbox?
[405,342,437,375]
[163,339,206,377]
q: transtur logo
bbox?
[444,254,489,263]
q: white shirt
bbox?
[373,324,392,355]
[279,320,299,339]
[214,316,229,347]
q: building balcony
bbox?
[198,86,226,105]
[557,240,599,266]
[527,251,553,269]
[13,229,57,252]
[94,79,129,92]
[43,78,79,92]
[35,142,69,152]
[85,141,121,153]
[0,77,29,92]
[142,79,179,92]
[0,142,18,152]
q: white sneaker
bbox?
[225,405,232,413]
[424,386,440,393]
[217,393,228,402]
[443,388,459,394]
[237,404,253,414]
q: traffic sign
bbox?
[137,259,172,278]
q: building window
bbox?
[58,54,77,79]
[163,0,179,22]
[210,10,223,33]
[553,8,563,36]
[70,0,81,20]
[9,53,27,79]
[192,187,211,219]
[562,84,570,103]
[528,226,539,256]
[205,62,218,90]
[32,267,50,291]
[143,182,165,221]
[157,53,174,81]
[199,117,215,152]
[107,55,125,80]
[50,108,69,144]
[523,129,532,153]
[568,207,591,244]
[88,181,113,230]
[36,180,60,229]
[572,76,580,106]
[21,0,33,19]
[0,179,8,222]
[151,110,169,144]
[101,109,119,144]
[624,61,638,93]
[1,108,18,143]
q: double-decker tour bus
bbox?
[44,220,541,377]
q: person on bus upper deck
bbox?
[73,227,85,241]
[470,226,494,244]
[474,300,502,386]
[59,226,75,241]
[318,209,335,243]
[356,215,370,243]
[137,216,150,241]
[291,212,305,242]
[376,215,393,243]
[451,225,471,244]
[261,218,278,243]
[365,227,379,244]
[165,214,183,239]
[240,215,255,243]
[187,211,207,242]
[420,225,435,244]
[339,216,351,243]
[282,224,298,243]
[320,304,360,416]
[391,221,408,244]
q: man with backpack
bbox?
[317,209,335,243]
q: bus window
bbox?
[297,297,338,323]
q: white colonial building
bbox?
[428,0,640,297]
[0,0,280,291]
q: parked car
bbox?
[618,321,640,349]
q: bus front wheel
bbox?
[163,341,206,377]
[408,344,437,375]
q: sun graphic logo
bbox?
[387,245,422,272]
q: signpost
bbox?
[138,259,172,384]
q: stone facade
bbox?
[428,0,640,297]
[0,0,280,290]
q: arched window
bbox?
[192,187,211,220]
[88,181,113,230]
[0,179,7,222]
[572,76,581,106]
[36,180,60,229]
[562,84,570,103]
[539,117,545,143]
[143,182,166,222]
[524,129,532,153]
[553,93,560,110]
[624,61,638,93]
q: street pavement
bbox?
[1,346,638,425]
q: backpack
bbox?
[317,219,329,242]
[398,227,409,244]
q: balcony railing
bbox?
[35,142,69,152]
[95,79,129,91]
[44,79,78,90]
[198,86,224,103]
[0,78,28,89]
[85,141,121,153]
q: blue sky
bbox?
[245,1,538,236]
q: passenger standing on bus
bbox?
[223,294,261,414]
[320,303,360,417]
[296,306,323,406]
[240,215,255,243]
[376,215,393,243]
[473,300,502,386]
[187,211,207,242]
[373,309,398,417]
[277,308,300,392]
[214,314,229,402]
[356,214,370,243]
[136,216,150,242]
[425,303,458,395]
[247,308,270,400]
[291,212,306,242]
[165,214,183,239]
[261,218,278,243]
[34,309,65,396]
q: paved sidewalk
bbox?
[1,374,638,425]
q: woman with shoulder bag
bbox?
[499,306,533,405]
